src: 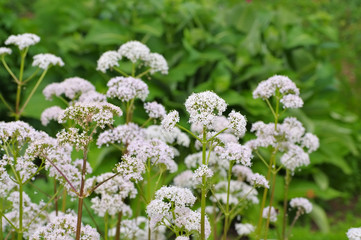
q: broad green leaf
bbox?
[310,203,330,233]
[85,20,129,45]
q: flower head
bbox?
[262,206,278,222]
[235,223,255,236]
[144,101,166,119]
[161,110,179,132]
[5,33,40,50]
[290,197,312,214]
[145,53,168,74]
[118,40,150,63]
[106,76,149,102]
[32,53,64,69]
[0,47,12,56]
[347,228,361,240]
[43,77,95,100]
[96,50,121,73]
[40,106,64,126]
[185,91,227,128]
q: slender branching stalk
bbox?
[282,170,291,240]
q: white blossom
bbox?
[30,212,100,240]
[43,77,95,100]
[215,142,253,167]
[290,197,312,214]
[96,50,121,73]
[144,101,166,119]
[262,206,278,222]
[32,53,64,69]
[106,76,149,102]
[235,223,255,236]
[118,40,150,63]
[173,170,197,188]
[0,47,12,55]
[347,228,361,240]
[41,106,64,126]
[301,133,320,153]
[58,102,122,129]
[228,110,247,138]
[185,91,227,128]
[249,173,269,188]
[280,145,310,172]
[145,125,190,147]
[193,164,213,181]
[280,94,304,109]
[161,110,179,132]
[253,75,300,100]
[145,53,168,74]
[97,123,145,147]
[5,33,40,50]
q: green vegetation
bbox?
[0,0,360,239]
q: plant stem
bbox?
[255,162,272,239]
[75,146,89,240]
[18,184,23,240]
[287,210,301,240]
[104,212,109,240]
[1,198,3,240]
[62,189,67,212]
[222,162,233,240]
[1,56,19,83]
[115,211,123,240]
[14,49,28,120]
[19,69,48,117]
[200,127,207,240]
[54,180,58,216]
[282,170,291,240]
[263,160,277,240]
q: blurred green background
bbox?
[1,0,361,238]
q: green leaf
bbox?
[85,20,129,45]
[133,18,164,37]
[312,169,329,191]
[310,203,330,233]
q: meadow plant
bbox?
[0,33,325,240]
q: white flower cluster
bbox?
[96,50,121,73]
[85,172,137,217]
[185,91,227,128]
[289,197,312,214]
[30,212,100,240]
[40,106,64,126]
[173,170,197,189]
[106,76,149,102]
[97,40,168,74]
[32,53,64,69]
[5,33,40,50]
[58,102,122,129]
[253,75,303,109]
[249,173,269,189]
[0,121,50,182]
[56,127,90,151]
[145,125,190,147]
[247,117,319,172]
[232,165,254,181]
[215,142,253,167]
[262,206,278,222]
[227,110,247,138]
[43,77,96,100]
[5,192,47,238]
[347,228,361,240]
[97,123,145,147]
[161,110,180,132]
[193,164,213,181]
[0,47,12,55]
[235,223,255,236]
[144,101,166,119]
[147,186,210,239]
[118,40,150,63]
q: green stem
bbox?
[282,170,291,240]
[18,184,23,240]
[287,210,301,240]
[207,127,228,143]
[263,160,277,240]
[0,93,14,112]
[222,161,233,240]
[22,68,39,84]
[176,124,202,142]
[113,67,128,77]
[136,68,151,78]
[75,146,89,240]
[1,56,19,83]
[19,69,48,116]
[200,126,207,240]
[0,198,3,240]
[62,189,67,212]
[104,212,109,240]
